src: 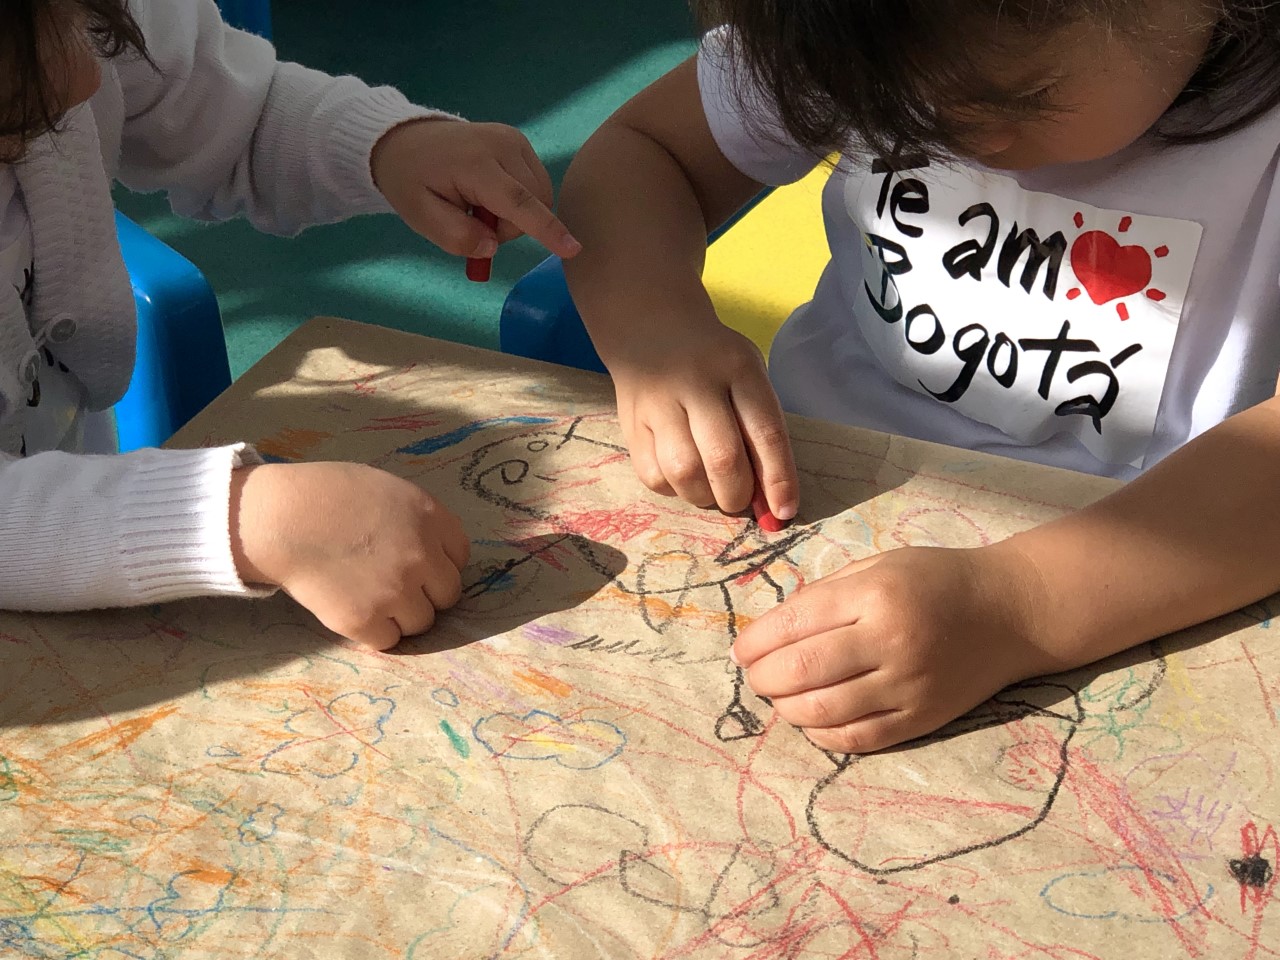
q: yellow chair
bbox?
[704,165,832,359]
[499,166,832,369]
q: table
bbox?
[2,318,1276,958]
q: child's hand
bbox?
[229,462,470,651]
[611,322,799,520]
[371,118,582,262]
[733,544,1057,753]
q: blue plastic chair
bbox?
[110,0,273,451]
[114,213,232,451]
[499,191,771,373]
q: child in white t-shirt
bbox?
[560,0,1280,752]
[0,0,580,651]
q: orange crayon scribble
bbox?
[49,705,178,761]
[186,867,235,886]
[257,427,332,461]
[513,669,573,699]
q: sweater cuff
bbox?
[116,443,275,604]
[326,86,458,216]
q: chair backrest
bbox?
[114,213,232,451]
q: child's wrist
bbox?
[978,537,1081,679]
[228,464,278,588]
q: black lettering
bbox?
[942,203,999,281]
[904,305,945,354]
[923,323,990,403]
[887,179,930,237]
[1112,343,1143,367]
[864,280,902,323]
[1055,360,1121,434]
[1018,321,1099,400]
[866,233,912,276]
[987,333,1018,388]
[996,225,1067,299]
[862,233,912,323]
[872,156,932,220]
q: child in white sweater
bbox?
[0,0,582,650]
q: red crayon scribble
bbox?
[1233,822,1279,960]
[557,508,658,542]
[356,414,443,432]
[1233,822,1278,911]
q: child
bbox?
[0,0,581,651]
[559,0,1280,752]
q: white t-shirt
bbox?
[698,29,1280,479]
[0,167,93,456]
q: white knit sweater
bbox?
[0,0,444,610]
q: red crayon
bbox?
[466,206,500,282]
[751,483,787,533]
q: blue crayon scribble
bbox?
[239,803,286,845]
[1041,866,1214,922]
[396,417,554,456]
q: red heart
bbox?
[1069,230,1152,305]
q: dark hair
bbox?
[0,0,150,154]
[694,0,1280,160]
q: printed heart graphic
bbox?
[1070,230,1152,305]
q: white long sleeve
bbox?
[0,444,271,611]
[109,0,450,235]
[0,0,456,614]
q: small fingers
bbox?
[400,189,498,258]
[745,628,874,698]
[420,548,465,612]
[339,616,402,652]
[653,405,717,508]
[769,671,895,730]
[630,423,676,497]
[389,588,438,639]
[732,380,798,521]
[802,710,916,755]
[477,169,581,260]
[687,402,754,514]
[429,507,471,570]
[733,579,861,666]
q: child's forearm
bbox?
[994,395,1280,668]
[559,61,762,363]
[560,124,712,359]
[0,445,270,612]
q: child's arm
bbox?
[560,56,809,520]
[732,395,1280,754]
[108,0,577,258]
[0,448,469,650]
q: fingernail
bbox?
[476,238,498,258]
[775,502,797,521]
[728,646,741,666]
[562,234,583,256]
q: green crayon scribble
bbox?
[440,720,470,758]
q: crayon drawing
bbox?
[1,319,1275,959]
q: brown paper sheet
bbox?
[2,317,1277,958]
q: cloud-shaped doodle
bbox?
[261,691,395,779]
[1041,866,1214,923]
[472,710,625,770]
